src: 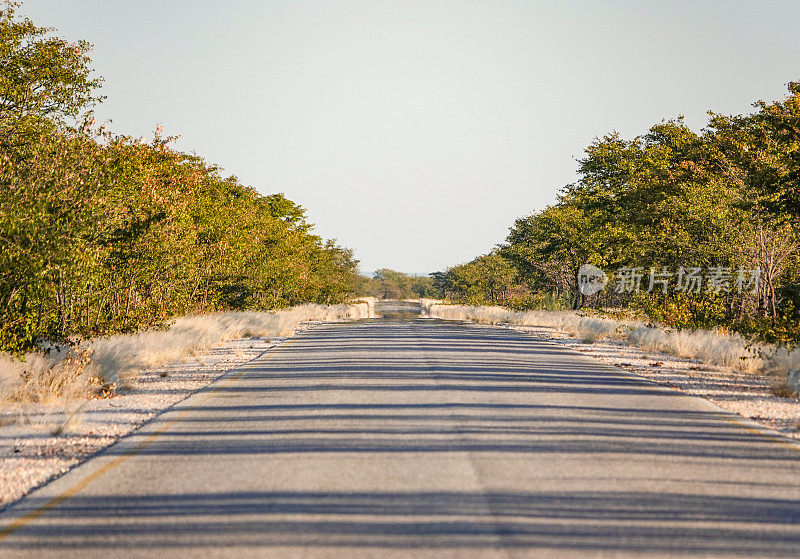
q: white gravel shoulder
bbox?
[0,324,314,511]
[509,323,800,440]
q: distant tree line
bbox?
[356,269,442,300]
[436,82,800,344]
[0,4,358,354]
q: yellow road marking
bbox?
[0,337,297,541]
[3,322,798,542]
[718,414,800,455]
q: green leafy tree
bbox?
[0,3,360,353]
[438,251,525,307]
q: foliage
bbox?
[0,2,101,128]
[436,82,800,344]
[356,269,442,300]
[433,251,532,308]
[0,4,358,354]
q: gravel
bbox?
[3,318,798,512]
[0,328,310,511]
[510,323,800,439]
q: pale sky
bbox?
[24,0,800,275]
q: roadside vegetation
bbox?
[0,3,360,358]
[0,3,365,403]
[434,81,800,348]
[0,303,372,405]
[422,302,800,378]
[356,269,442,300]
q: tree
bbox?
[0,2,101,141]
[505,201,603,309]
[441,80,800,342]
[437,251,524,306]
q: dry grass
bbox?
[423,302,800,377]
[2,348,97,405]
[353,296,377,317]
[0,301,373,405]
[770,377,799,398]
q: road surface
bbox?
[1,319,800,557]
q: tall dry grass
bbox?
[353,296,377,317]
[422,302,800,376]
[0,301,373,405]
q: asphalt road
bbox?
[2,319,800,557]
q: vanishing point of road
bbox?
[1,317,800,557]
